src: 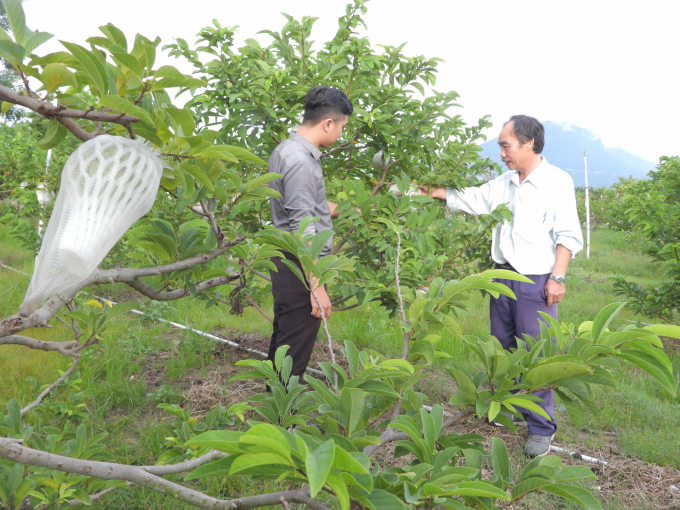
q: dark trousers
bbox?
[490,272,557,436]
[268,256,321,380]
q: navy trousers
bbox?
[490,272,557,436]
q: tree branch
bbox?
[0,84,142,142]
[20,358,80,415]
[309,284,338,394]
[249,268,272,283]
[0,335,79,357]
[244,295,273,323]
[0,439,330,510]
[127,275,240,301]
[2,236,246,338]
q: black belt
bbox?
[495,263,518,273]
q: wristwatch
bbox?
[549,275,565,284]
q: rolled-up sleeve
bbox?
[283,158,318,237]
[553,179,584,257]
[446,179,497,216]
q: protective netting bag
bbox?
[20,135,163,316]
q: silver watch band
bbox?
[549,275,565,284]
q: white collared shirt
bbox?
[446,157,583,275]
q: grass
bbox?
[1,223,679,509]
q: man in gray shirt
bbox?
[267,86,353,378]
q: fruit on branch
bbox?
[20,136,163,316]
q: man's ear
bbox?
[322,118,333,132]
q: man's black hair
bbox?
[505,115,545,154]
[302,86,353,125]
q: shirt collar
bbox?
[289,131,322,162]
[511,156,549,189]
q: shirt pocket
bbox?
[513,196,554,244]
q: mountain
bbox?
[479,122,656,187]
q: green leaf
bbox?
[554,389,585,427]
[198,144,263,164]
[511,476,553,500]
[502,397,551,420]
[184,430,245,451]
[23,30,53,54]
[332,445,369,473]
[229,452,293,474]
[491,437,510,479]
[446,368,477,402]
[358,488,409,510]
[99,301,138,325]
[591,302,627,341]
[164,107,195,136]
[542,483,602,510]
[0,39,25,66]
[3,0,27,45]
[111,52,143,78]
[617,349,677,397]
[99,23,128,50]
[448,481,511,500]
[479,268,534,283]
[552,465,597,482]
[325,471,350,510]
[1,101,13,113]
[180,163,214,191]
[274,345,291,372]
[525,356,591,387]
[12,479,31,509]
[155,449,184,466]
[40,63,78,93]
[244,173,282,192]
[61,41,109,95]
[280,259,308,288]
[306,439,335,497]
[310,230,335,260]
[37,120,69,150]
[643,323,680,340]
[99,95,154,125]
[186,456,237,480]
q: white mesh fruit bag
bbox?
[20,135,163,316]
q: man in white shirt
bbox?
[422,115,583,456]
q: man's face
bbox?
[498,122,533,170]
[320,116,348,148]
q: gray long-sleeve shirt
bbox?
[268,132,334,257]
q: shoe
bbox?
[490,412,527,428]
[524,434,555,457]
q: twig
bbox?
[309,284,338,394]
[20,358,81,415]
[0,335,79,357]
[244,295,273,324]
[249,269,272,283]
[390,231,411,420]
[200,198,223,247]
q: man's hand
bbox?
[419,185,447,200]
[310,285,332,319]
[545,278,565,306]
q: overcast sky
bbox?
[24,0,679,163]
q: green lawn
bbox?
[1,224,679,509]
